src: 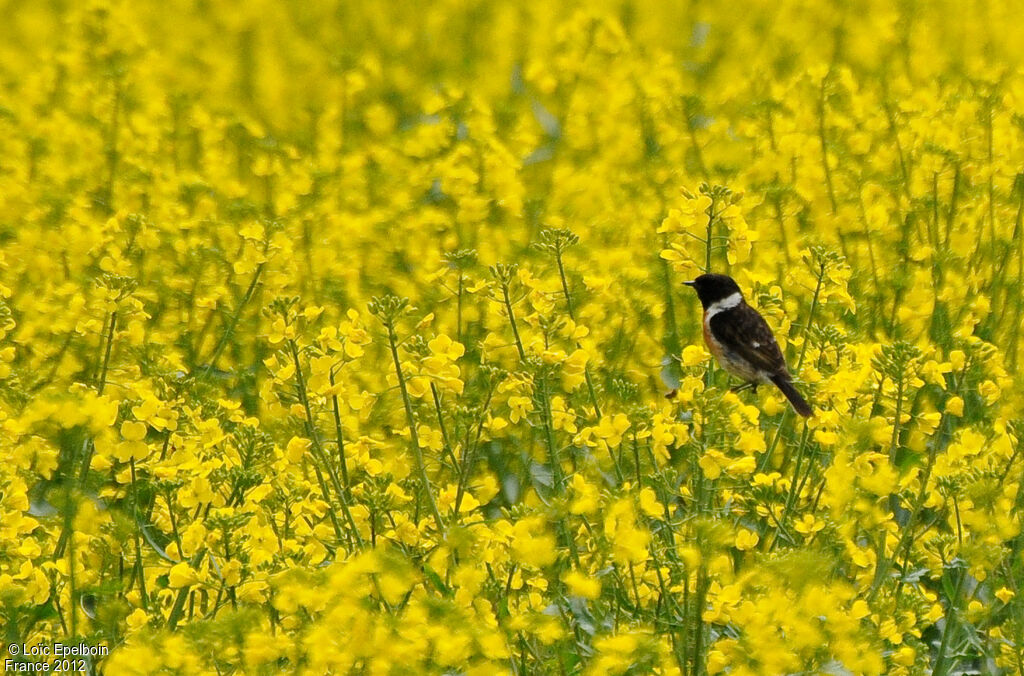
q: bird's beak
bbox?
[682,280,696,287]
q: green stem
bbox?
[932,565,966,676]
[501,282,526,361]
[704,199,715,274]
[537,376,564,492]
[454,384,494,513]
[129,458,149,609]
[166,548,207,630]
[76,310,118,483]
[774,422,813,546]
[385,323,444,531]
[691,564,709,676]
[54,309,118,562]
[430,382,461,474]
[873,367,966,602]
[946,163,960,247]
[456,273,464,346]
[288,340,363,548]
[889,375,905,464]
[554,249,601,417]
[328,369,351,495]
[796,263,825,372]
[202,262,265,377]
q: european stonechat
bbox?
[683,273,813,417]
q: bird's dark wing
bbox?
[709,304,788,375]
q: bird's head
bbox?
[683,273,743,309]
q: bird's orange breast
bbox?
[703,313,725,360]
[702,309,762,382]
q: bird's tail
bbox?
[770,374,813,417]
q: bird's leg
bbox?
[730,381,757,393]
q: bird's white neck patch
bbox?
[705,292,742,320]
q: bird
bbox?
[683,273,813,417]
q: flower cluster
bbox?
[2,1,1024,674]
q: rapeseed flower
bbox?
[2,0,1024,674]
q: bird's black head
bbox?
[683,273,743,309]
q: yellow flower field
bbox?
[2,1,1024,674]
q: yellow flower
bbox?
[113,440,149,462]
[570,475,601,515]
[850,599,871,619]
[125,608,149,632]
[603,499,650,565]
[168,562,200,588]
[793,514,825,535]
[562,570,601,599]
[120,420,148,442]
[285,436,308,463]
[550,396,578,433]
[638,487,662,518]
[699,449,726,480]
[428,334,465,361]
[734,528,759,551]
[595,414,630,447]
[510,517,558,568]
[682,344,709,367]
[507,395,533,423]
[735,429,766,455]
[707,649,730,674]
